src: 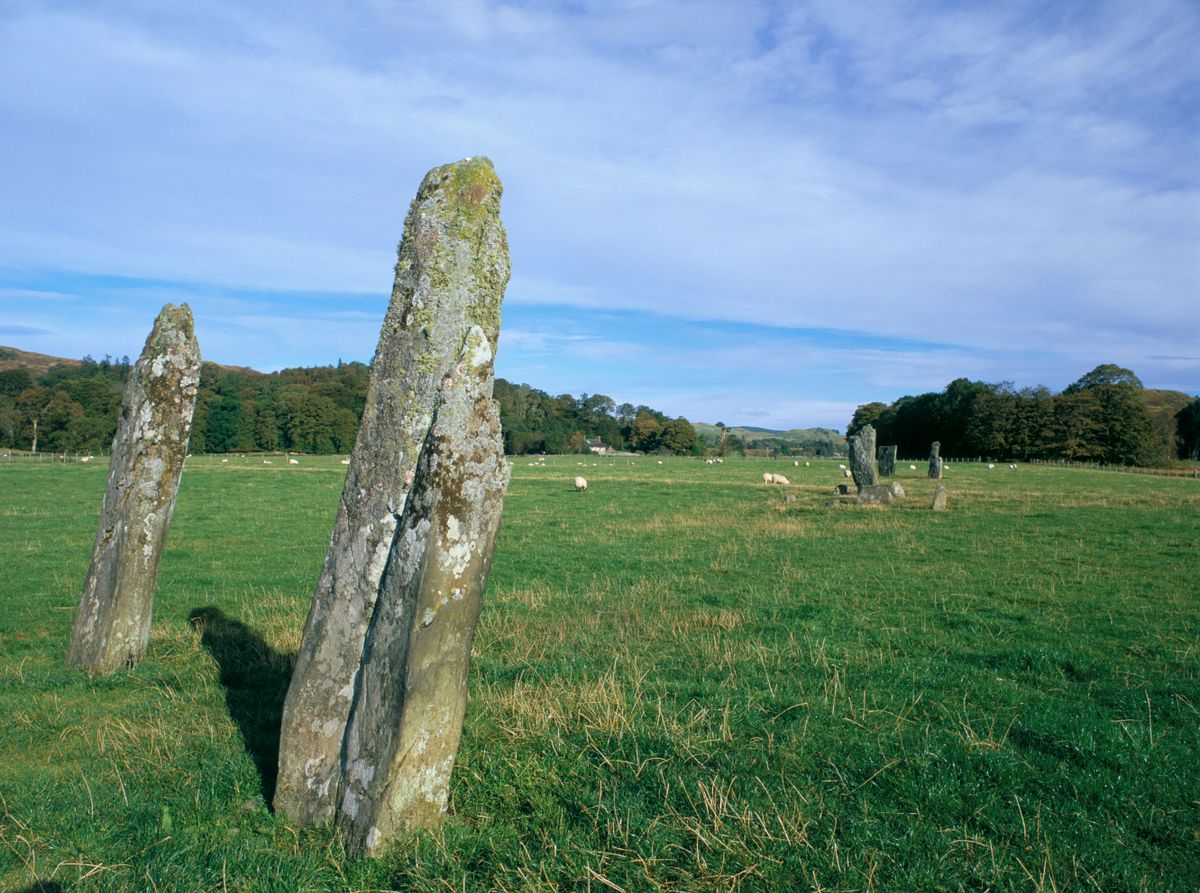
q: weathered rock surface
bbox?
[856,484,894,506]
[877,445,897,478]
[849,425,878,491]
[67,304,200,674]
[276,157,510,826]
[888,482,906,498]
[337,327,508,853]
[928,441,943,479]
[931,484,948,511]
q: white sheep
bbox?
[804,461,810,467]
[341,459,350,465]
[221,458,228,463]
[574,476,588,491]
[263,460,272,465]
[290,459,300,465]
[763,472,789,485]
[838,463,846,470]
[909,464,917,470]
[706,458,714,464]
[716,457,723,463]
[80,455,93,463]
[772,473,790,485]
[987,463,995,470]
[793,460,799,466]
[1009,464,1017,469]
[843,469,851,478]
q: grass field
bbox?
[1,454,1197,892]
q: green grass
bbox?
[1,454,1198,892]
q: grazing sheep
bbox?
[263,460,272,465]
[80,455,93,463]
[793,460,799,466]
[838,463,846,470]
[804,461,810,467]
[909,464,917,471]
[763,472,789,485]
[574,476,588,491]
[706,458,714,465]
[341,459,350,465]
[843,469,851,478]
[221,458,228,463]
[987,463,995,469]
[290,459,300,465]
[1009,464,1017,469]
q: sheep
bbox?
[80,455,93,463]
[574,476,588,491]
[804,461,810,467]
[838,463,846,470]
[657,460,663,464]
[221,458,228,463]
[706,458,714,465]
[1009,464,1017,469]
[843,469,851,478]
[987,463,995,470]
[290,459,300,465]
[263,460,272,465]
[763,472,789,485]
[716,457,723,463]
[793,460,799,466]
[341,459,350,465]
[909,464,917,471]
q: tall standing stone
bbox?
[67,304,200,674]
[275,157,510,827]
[931,484,948,511]
[877,444,897,478]
[928,441,944,479]
[337,326,508,853]
[849,424,878,491]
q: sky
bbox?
[1,0,1197,431]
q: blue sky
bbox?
[1,0,1197,430]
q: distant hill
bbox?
[693,422,844,442]
[692,422,846,456]
[0,345,80,377]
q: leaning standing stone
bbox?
[276,157,509,826]
[928,441,943,479]
[337,326,509,853]
[931,484,948,511]
[67,304,200,674]
[877,445,897,478]
[849,424,878,491]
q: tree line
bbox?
[847,364,1200,467]
[0,355,701,456]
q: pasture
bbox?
[1,455,1197,892]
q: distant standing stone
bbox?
[877,445,897,478]
[67,304,200,674]
[849,425,878,490]
[275,157,510,831]
[928,441,943,479]
[931,484,948,511]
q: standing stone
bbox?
[877,445,897,478]
[337,326,508,853]
[931,484,948,511]
[928,441,944,479]
[856,484,894,505]
[849,424,878,491]
[67,304,200,674]
[275,157,509,827]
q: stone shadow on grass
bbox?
[189,607,294,808]
[13,883,63,893]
